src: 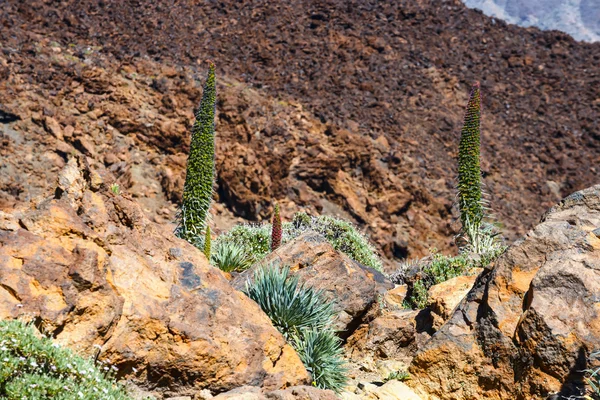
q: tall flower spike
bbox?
[204,226,211,260]
[457,81,483,229]
[176,62,217,242]
[271,204,282,251]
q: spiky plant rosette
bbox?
[291,328,348,393]
[243,265,347,392]
[457,81,484,229]
[243,265,336,339]
[211,242,255,272]
[176,62,217,242]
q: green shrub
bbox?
[214,223,273,264]
[215,213,382,272]
[291,329,347,393]
[243,265,347,392]
[405,279,429,309]
[176,62,217,243]
[210,242,256,272]
[383,370,411,383]
[0,320,134,400]
[243,266,335,338]
[401,251,476,309]
[294,214,382,272]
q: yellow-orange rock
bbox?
[410,185,600,399]
[0,157,309,396]
[426,270,481,329]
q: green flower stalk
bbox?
[204,226,211,260]
[457,81,483,229]
[176,62,217,242]
[271,204,282,251]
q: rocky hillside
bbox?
[1,0,599,267]
[463,0,600,42]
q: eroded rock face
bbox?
[426,271,481,331]
[0,158,309,396]
[409,185,600,399]
[345,310,418,362]
[231,231,393,336]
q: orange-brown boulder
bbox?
[409,185,600,399]
[231,231,393,337]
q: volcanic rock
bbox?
[0,158,309,396]
[409,185,600,399]
[231,231,393,336]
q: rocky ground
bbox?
[2,158,600,399]
[1,0,599,271]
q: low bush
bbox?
[243,265,347,392]
[210,241,256,272]
[215,212,382,272]
[292,213,382,272]
[0,319,134,400]
[383,369,411,383]
[394,251,481,309]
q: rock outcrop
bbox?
[409,185,600,399]
[231,231,393,336]
[3,0,600,269]
[0,157,309,397]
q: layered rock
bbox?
[0,157,309,396]
[409,185,600,399]
[231,231,393,336]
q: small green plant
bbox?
[291,329,347,393]
[214,223,272,261]
[110,183,120,195]
[384,369,411,383]
[210,242,255,272]
[271,204,282,251]
[584,350,600,399]
[0,319,134,400]
[243,266,336,339]
[405,279,429,309]
[176,62,216,243]
[243,265,347,391]
[399,251,478,309]
[216,213,382,272]
[203,226,211,260]
[294,213,382,272]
